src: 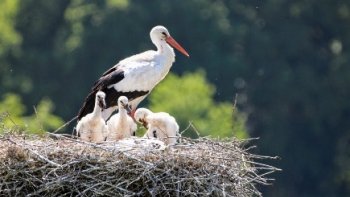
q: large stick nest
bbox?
[0,132,280,196]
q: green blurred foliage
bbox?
[149,71,247,139]
[0,0,21,55]
[0,0,22,93]
[0,0,349,196]
[0,94,64,134]
[0,94,25,127]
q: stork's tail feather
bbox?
[77,90,97,121]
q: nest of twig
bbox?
[0,132,280,197]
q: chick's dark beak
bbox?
[98,99,106,109]
[140,119,148,129]
[124,104,132,114]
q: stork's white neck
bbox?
[159,43,175,59]
[155,42,175,77]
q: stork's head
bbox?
[118,96,131,113]
[134,108,152,127]
[150,25,189,57]
[96,91,106,109]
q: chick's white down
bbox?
[107,96,137,141]
[76,91,108,143]
[135,108,179,145]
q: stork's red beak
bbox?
[166,36,190,57]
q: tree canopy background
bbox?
[0,0,349,196]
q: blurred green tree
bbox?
[148,71,247,139]
[0,0,349,196]
[0,93,64,134]
[0,0,21,94]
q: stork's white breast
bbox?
[111,51,172,92]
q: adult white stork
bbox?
[77,25,189,121]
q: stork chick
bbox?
[107,96,137,141]
[135,108,179,145]
[76,91,108,143]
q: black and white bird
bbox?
[77,25,189,121]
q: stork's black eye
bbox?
[161,32,167,36]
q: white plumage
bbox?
[76,91,108,143]
[77,25,189,121]
[135,108,179,145]
[106,96,137,141]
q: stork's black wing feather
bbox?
[92,67,125,91]
[77,66,125,120]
